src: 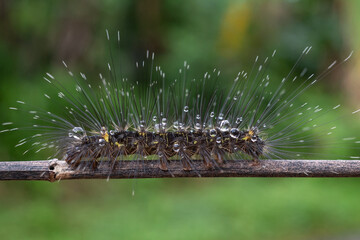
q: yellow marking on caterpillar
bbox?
[102,132,109,142]
[242,130,254,141]
[115,142,124,148]
[242,135,251,141]
[193,140,198,144]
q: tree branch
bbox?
[1,159,360,181]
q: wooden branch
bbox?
[1,159,360,181]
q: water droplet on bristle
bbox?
[98,138,105,147]
[173,143,180,152]
[236,117,243,124]
[71,127,85,139]
[209,129,217,137]
[220,120,230,132]
[230,128,240,138]
[218,113,224,121]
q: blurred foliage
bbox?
[0,0,359,239]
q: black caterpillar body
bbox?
[65,127,265,170]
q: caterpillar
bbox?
[2,30,360,176]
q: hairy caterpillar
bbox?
[2,30,360,176]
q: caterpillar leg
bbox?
[65,155,81,169]
[180,157,192,171]
[251,157,261,166]
[213,152,224,165]
[198,148,214,169]
[91,159,99,169]
[159,155,169,171]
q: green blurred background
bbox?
[0,0,360,239]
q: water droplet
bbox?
[173,121,179,130]
[216,137,222,144]
[140,120,146,129]
[183,106,189,113]
[161,118,167,128]
[210,112,215,118]
[98,138,105,147]
[209,129,217,137]
[195,123,201,130]
[71,127,85,139]
[220,120,230,132]
[251,136,257,142]
[230,128,240,138]
[58,92,65,98]
[72,127,84,133]
[236,117,243,124]
[100,127,107,135]
[153,116,157,122]
[218,113,224,121]
[173,142,180,152]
